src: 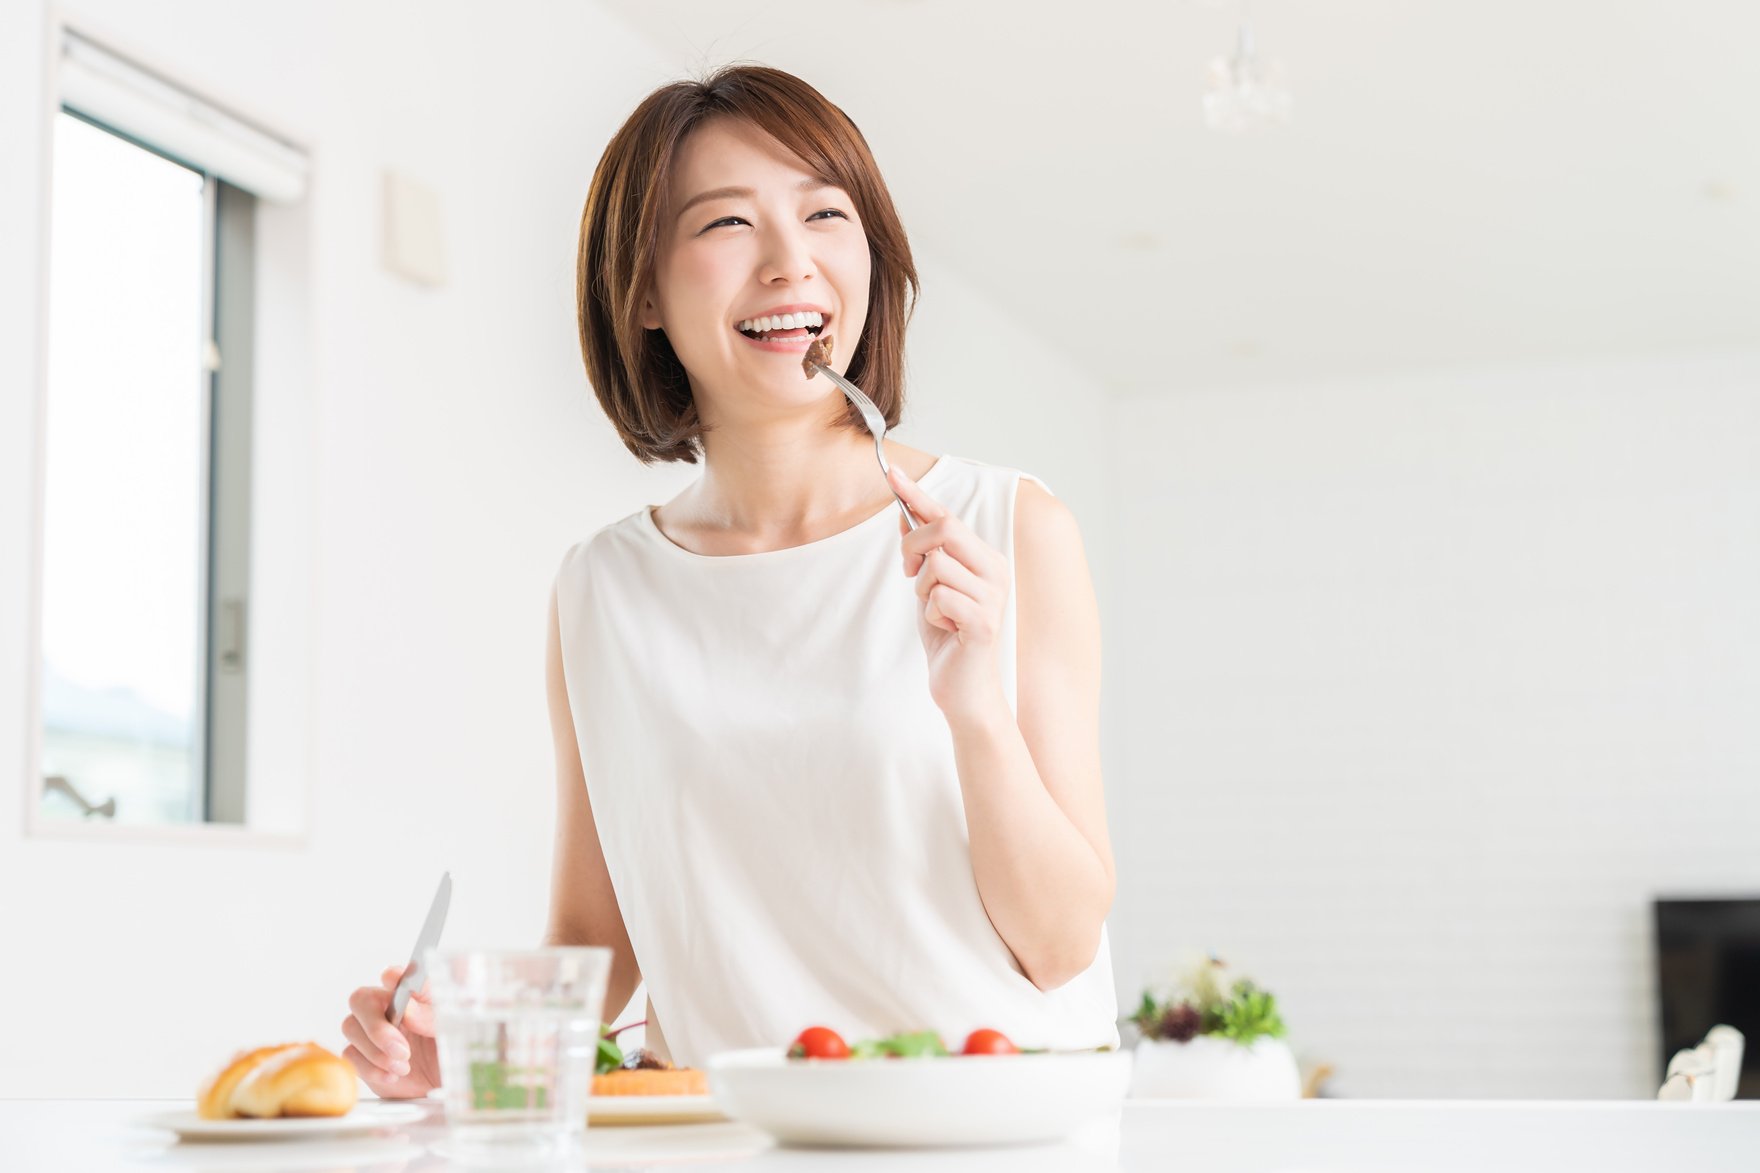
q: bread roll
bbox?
[197,1042,359,1119]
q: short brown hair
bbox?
[577,65,919,464]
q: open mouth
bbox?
[735,310,829,348]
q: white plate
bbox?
[707,1047,1132,1148]
[588,1093,727,1126]
[138,1101,428,1141]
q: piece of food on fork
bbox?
[802,333,834,377]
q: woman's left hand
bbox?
[890,465,1010,722]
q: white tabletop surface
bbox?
[5,1097,1759,1172]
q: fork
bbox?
[807,360,918,531]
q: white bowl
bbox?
[1130,1035,1301,1100]
[706,1047,1133,1148]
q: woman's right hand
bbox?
[341,964,441,1099]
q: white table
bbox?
[5,1098,1758,1171]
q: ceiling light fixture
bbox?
[1204,3,1292,133]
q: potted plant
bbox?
[1128,954,1300,1100]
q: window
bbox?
[36,30,305,830]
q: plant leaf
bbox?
[595,1035,624,1075]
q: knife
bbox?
[388,871,451,1025]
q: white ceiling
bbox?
[594,0,1760,394]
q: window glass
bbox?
[40,111,209,825]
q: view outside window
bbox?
[40,111,209,825]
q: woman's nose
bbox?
[756,222,815,284]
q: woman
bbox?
[341,65,1116,1095]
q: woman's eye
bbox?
[700,209,847,233]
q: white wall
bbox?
[1106,349,1760,1098]
[896,261,1109,574]
[0,1,1109,1097]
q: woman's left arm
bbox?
[890,467,1116,992]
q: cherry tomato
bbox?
[960,1029,1019,1056]
[788,1026,851,1060]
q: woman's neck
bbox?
[658,415,933,554]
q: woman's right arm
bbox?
[543,581,643,1023]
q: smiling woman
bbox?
[343,64,1119,1092]
[575,67,916,464]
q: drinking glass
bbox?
[425,947,611,1163]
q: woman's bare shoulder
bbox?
[1014,476,1083,557]
[894,444,940,480]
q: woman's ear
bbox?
[639,290,662,331]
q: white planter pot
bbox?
[1129,1035,1301,1100]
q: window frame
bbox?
[23,19,308,849]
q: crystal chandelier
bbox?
[1204,8,1293,133]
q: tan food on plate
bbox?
[197,1042,359,1120]
[592,1050,708,1097]
[802,333,834,377]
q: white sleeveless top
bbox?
[553,455,1118,1066]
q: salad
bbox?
[1130,953,1288,1046]
[786,1026,1039,1059]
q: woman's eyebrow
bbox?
[675,176,837,221]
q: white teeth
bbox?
[736,311,825,334]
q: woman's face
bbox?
[642,116,871,424]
